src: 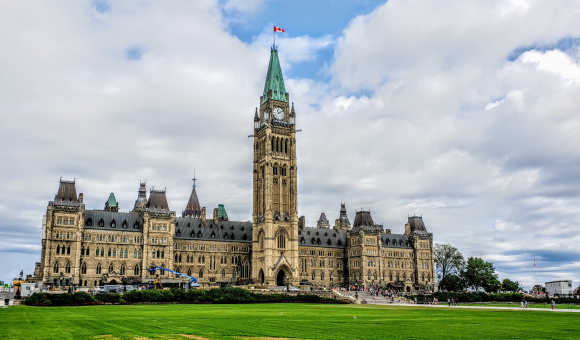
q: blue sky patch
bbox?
[126,47,143,61]
[508,36,580,61]
[92,0,111,13]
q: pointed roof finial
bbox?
[254,107,259,121]
[193,168,197,189]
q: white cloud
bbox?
[520,49,580,83]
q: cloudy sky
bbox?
[1,0,579,289]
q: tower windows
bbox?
[120,265,125,275]
[96,264,101,275]
[276,229,286,249]
[134,265,140,276]
[81,263,86,274]
[65,262,71,274]
[109,264,114,273]
[53,262,59,273]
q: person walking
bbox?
[551,299,555,310]
[414,297,417,305]
[448,298,451,306]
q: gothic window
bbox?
[81,246,85,255]
[81,263,87,274]
[197,231,202,238]
[65,262,71,274]
[134,265,140,276]
[134,222,139,229]
[85,246,89,256]
[321,272,324,281]
[134,249,137,258]
[176,229,181,237]
[160,267,165,275]
[273,166,278,175]
[202,255,205,263]
[125,249,128,258]
[179,254,182,263]
[161,250,164,258]
[120,265,125,275]
[300,237,305,244]
[389,272,393,281]
[111,220,116,228]
[53,262,59,273]
[67,246,70,255]
[87,218,93,226]
[271,138,274,152]
[99,219,104,227]
[113,249,116,257]
[138,250,142,258]
[230,232,235,239]
[285,139,288,153]
[175,254,178,262]
[276,229,286,249]
[221,269,226,280]
[312,272,315,281]
[422,273,425,282]
[96,263,101,275]
[187,268,192,276]
[224,233,228,240]
[101,247,104,257]
[56,245,60,254]
[109,264,114,273]
[211,231,215,239]
[152,251,156,259]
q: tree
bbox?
[434,243,464,288]
[439,274,465,292]
[461,257,500,293]
[501,278,522,292]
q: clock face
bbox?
[273,107,284,120]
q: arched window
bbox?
[56,245,60,254]
[312,272,315,281]
[321,272,324,281]
[111,219,116,228]
[367,271,371,280]
[125,248,128,258]
[96,263,101,275]
[134,249,137,258]
[122,221,127,229]
[86,247,90,256]
[161,250,164,258]
[120,265,125,275]
[199,269,203,278]
[108,248,111,257]
[276,229,286,249]
[259,231,265,250]
[134,222,139,229]
[101,247,104,257]
[389,272,393,281]
[175,254,178,262]
[427,273,431,282]
[81,263,87,274]
[67,246,70,255]
[113,249,116,257]
[422,273,425,282]
[160,267,165,275]
[134,265,140,276]
[221,269,226,280]
[187,268,192,276]
[95,247,99,257]
[109,264,114,273]
[374,272,378,280]
[285,139,288,153]
[138,249,141,258]
[53,262,59,273]
[271,138,274,152]
[65,262,71,274]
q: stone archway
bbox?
[277,270,286,286]
[258,269,265,284]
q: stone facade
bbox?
[32,47,435,291]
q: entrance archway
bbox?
[276,270,286,286]
[258,269,265,284]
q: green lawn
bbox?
[453,302,580,310]
[1,303,578,340]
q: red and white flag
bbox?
[274,26,285,32]
[534,259,536,267]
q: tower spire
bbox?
[262,48,287,105]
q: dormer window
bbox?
[133,222,139,229]
[87,218,93,227]
[111,220,116,228]
[98,219,104,227]
[122,221,127,229]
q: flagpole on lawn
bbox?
[535,259,537,286]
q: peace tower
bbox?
[252,47,299,286]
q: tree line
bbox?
[434,243,522,293]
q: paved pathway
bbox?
[338,291,580,312]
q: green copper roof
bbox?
[217,204,228,220]
[107,193,118,207]
[262,48,287,104]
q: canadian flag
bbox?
[274,26,285,32]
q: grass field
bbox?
[1,303,579,340]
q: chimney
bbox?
[201,207,206,224]
[213,208,219,224]
[78,193,83,203]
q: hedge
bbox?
[24,288,346,307]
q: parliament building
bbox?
[32,47,435,291]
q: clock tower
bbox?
[252,47,299,287]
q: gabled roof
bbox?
[84,210,143,232]
[262,47,287,104]
[353,210,374,228]
[54,179,79,206]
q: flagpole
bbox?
[273,26,275,49]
